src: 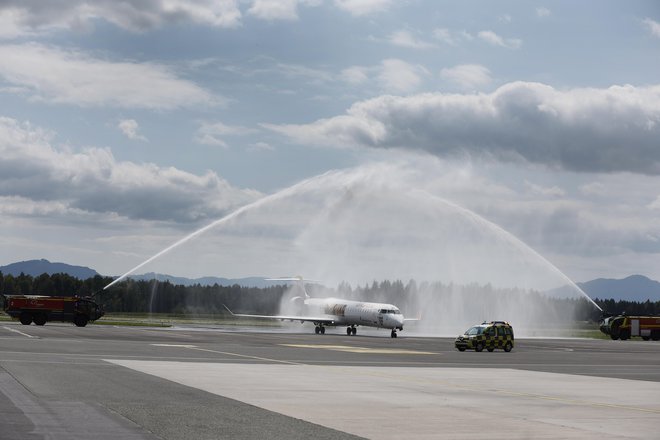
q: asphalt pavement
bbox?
[1,322,659,439]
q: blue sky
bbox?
[1,0,660,284]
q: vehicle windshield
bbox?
[465,326,484,335]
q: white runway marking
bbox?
[106,360,660,440]
[2,326,36,338]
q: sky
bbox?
[1,0,660,284]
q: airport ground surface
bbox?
[1,322,659,440]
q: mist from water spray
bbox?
[107,161,600,336]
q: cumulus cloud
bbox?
[377,59,427,94]
[440,64,492,89]
[0,117,261,223]
[333,0,392,16]
[643,18,660,38]
[263,81,660,174]
[194,121,255,148]
[0,0,242,35]
[118,119,147,142]
[478,30,522,49]
[0,43,218,109]
[388,30,435,49]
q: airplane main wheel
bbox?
[347,327,352,336]
[320,327,325,335]
[351,327,357,336]
[390,330,397,338]
[315,326,320,334]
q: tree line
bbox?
[1,272,659,320]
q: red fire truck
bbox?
[2,295,104,327]
[599,314,660,340]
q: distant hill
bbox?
[127,273,278,288]
[578,275,660,302]
[0,259,99,279]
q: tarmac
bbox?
[1,322,659,439]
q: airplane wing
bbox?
[223,305,336,325]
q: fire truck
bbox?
[599,314,660,341]
[1,295,104,327]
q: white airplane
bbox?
[223,277,410,338]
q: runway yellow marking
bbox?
[281,344,437,355]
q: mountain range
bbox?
[2,259,660,301]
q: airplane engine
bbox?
[289,296,305,315]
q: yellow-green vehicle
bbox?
[455,321,514,352]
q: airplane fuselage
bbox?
[304,297,404,331]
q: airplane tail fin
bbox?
[266,276,319,299]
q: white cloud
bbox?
[118,119,147,142]
[247,0,300,21]
[0,0,242,35]
[0,117,261,223]
[432,28,473,46]
[263,81,660,174]
[194,121,255,148]
[536,7,551,18]
[0,43,218,110]
[478,30,522,49]
[388,30,435,49]
[525,181,564,197]
[333,0,392,16]
[440,64,492,90]
[340,66,369,85]
[643,18,660,38]
[377,59,426,94]
[248,141,275,152]
[499,14,512,23]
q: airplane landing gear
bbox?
[315,326,325,335]
[347,326,357,336]
[390,329,398,338]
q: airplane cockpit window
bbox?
[379,309,399,314]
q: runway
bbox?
[1,322,659,439]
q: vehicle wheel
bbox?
[504,342,513,352]
[475,342,484,352]
[457,347,466,352]
[352,327,357,336]
[320,326,325,335]
[487,347,494,352]
[74,316,88,327]
[610,334,619,340]
[33,314,47,326]
[620,330,631,340]
[643,336,650,341]
[19,313,32,325]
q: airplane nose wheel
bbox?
[391,329,398,338]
